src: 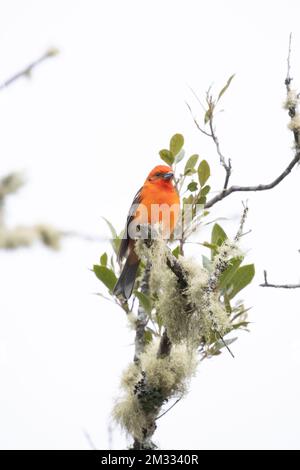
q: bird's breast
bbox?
[134,183,180,237]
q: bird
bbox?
[113,165,180,300]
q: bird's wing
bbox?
[117,187,142,262]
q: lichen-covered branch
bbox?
[0,224,62,250]
[134,263,151,364]
[0,172,25,199]
[0,172,26,226]
[112,210,250,448]
[0,169,102,250]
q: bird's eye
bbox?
[155,172,162,177]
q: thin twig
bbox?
[156,396,183,420]
[216,332,235,358]
[185,102,212,137]
[260,270,300,289]
[82,429,98,450]
[208,114,232,189]
[285,33,292,87]
[0,48,59,91]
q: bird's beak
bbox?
[163,172,174,180]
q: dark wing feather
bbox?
[117,187,142,262]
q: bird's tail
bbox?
[113,253,139,300]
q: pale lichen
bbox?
[0,224,61,250]
[288,114,300,132]
[113,234,247,442]
[135,234,169,295]
[212,240,243,271]
[120,362,141,391]
[0,172,25,198]
[283,89,299,110]
[0,226,37,248]
[154,270,189,343]
[113,340,198,440]
[140,341,198,396]
[126,312,137,331]
[153,249,233,347]
[113,393,150,441]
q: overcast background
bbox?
[0,0,300,450]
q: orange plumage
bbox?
[113,165,180,299]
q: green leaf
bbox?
[170,133,184,157]
[223,292,232,314]
[110,255,115,270]
[202,241,217,251]
[211,223,228,246]
[217,74,235,102]
[183,194,194,205]
[231,306,251,323]
[184,154,199,175]
[211,223,228,259]
[219,257,243,290]
[172,245,180,259]
[175,149,185,164]
[204,108,212,124]
[135,291,152,314]
[159,149,174,165]
[113,232,123,255]
[100,252,108,266]
[144,329,153,345]
[197,196,206,205]
[200,185,211,197]
[202,255,212,271]
[101,217,117,239]
[198,160,210,186]
[231,321,250,331]
[187,181,198,192]
[93,265,117,291]
[228,264,255,300]
[101,217,120,254]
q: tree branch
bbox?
[189,34,299,210]
[157,329,172,358]
[260,270,300,289]
[0,48,59,91]
[204,151,300,209]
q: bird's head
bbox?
[146,165,174,184]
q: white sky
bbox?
[0,0,300,450]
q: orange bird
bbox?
[113,165,180,299]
